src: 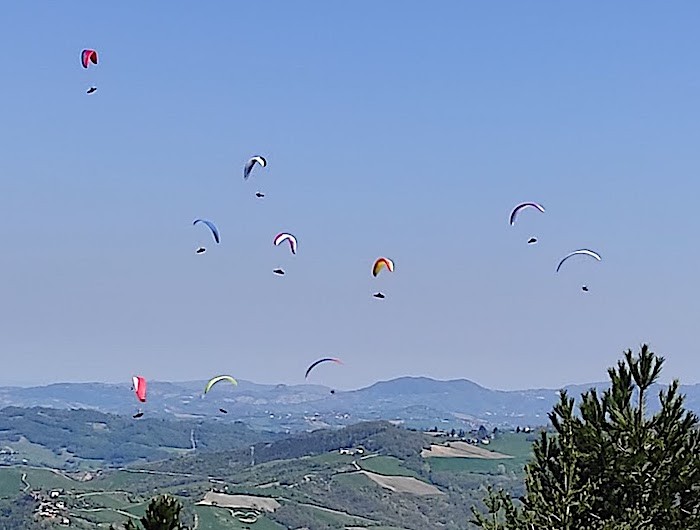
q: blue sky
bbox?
[1,1,699,390]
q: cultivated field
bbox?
[354,470,444,495]
[196,491,281,512]
[421,441,513,459]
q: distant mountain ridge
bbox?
[1,376,698,431]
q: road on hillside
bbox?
[20,472,30,492]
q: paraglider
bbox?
[330,389,336,395]
[196,247,206,254]
[81,49,98,69]
[86,86,97,94]
[556,249,602,272]
[372,258,394,298]
[193,219,220,244]
[527,238,538,244]
[255,192,265,198]
[509,202,545,226]
[372,257,394,277]
[131,376,146,418]
[273,268,285,276]
[203,375,238,396]
[274,233,297,255]
[582,285,589,292]
[305,357,342,380]
[219,408,228,414]
[243,156,267,180]
[132,376,147,403]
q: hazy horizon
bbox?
[2,2,700,390]
[3,369,696,394]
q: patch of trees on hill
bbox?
[148,420,433,476]
[0,407,280,467]
[0,494,38,529]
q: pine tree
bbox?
[121,495,187,530]
[471,344,700,529]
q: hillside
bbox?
[0,407,281,468]
[0,420,532,529]
[145,420,434,478]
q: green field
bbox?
[427,455,525,475]
[358,455,420,478]
[306,451,357,466]
[193,506,287,530]
[1,437,78,469]
[0,468,22,498]
[484,432,536,459]
[9,467,92,492]
[331,470,374,489]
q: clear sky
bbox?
[1,1,699,390]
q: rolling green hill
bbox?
[0,418,535,529]
[0,406,281,468]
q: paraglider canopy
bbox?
[509,202,545,226]
[527,237,537,244]
[86,86,97,94]
[132,412,144,419]
[132,376,147,403]
[556,249,602,272]
[255,192,265,198]
[305,357,342,379]
[244,156,267,180]
[274,233,297,255]
[273,268,285,275]
[193,219,220,244]
[81,49,98,69]
[203,375,238,395]
[373,292,386,299]
[372,257,394,277]
[196,247,206,254]
[219,408,228,414]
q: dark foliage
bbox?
[122,495,188,530]
[472,344,700,530]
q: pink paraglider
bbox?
[81,49,98,69]
[132,376,147,403]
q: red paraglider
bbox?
[132,376,147,403]
[81,49,98,69]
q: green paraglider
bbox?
[203,375,238,395]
